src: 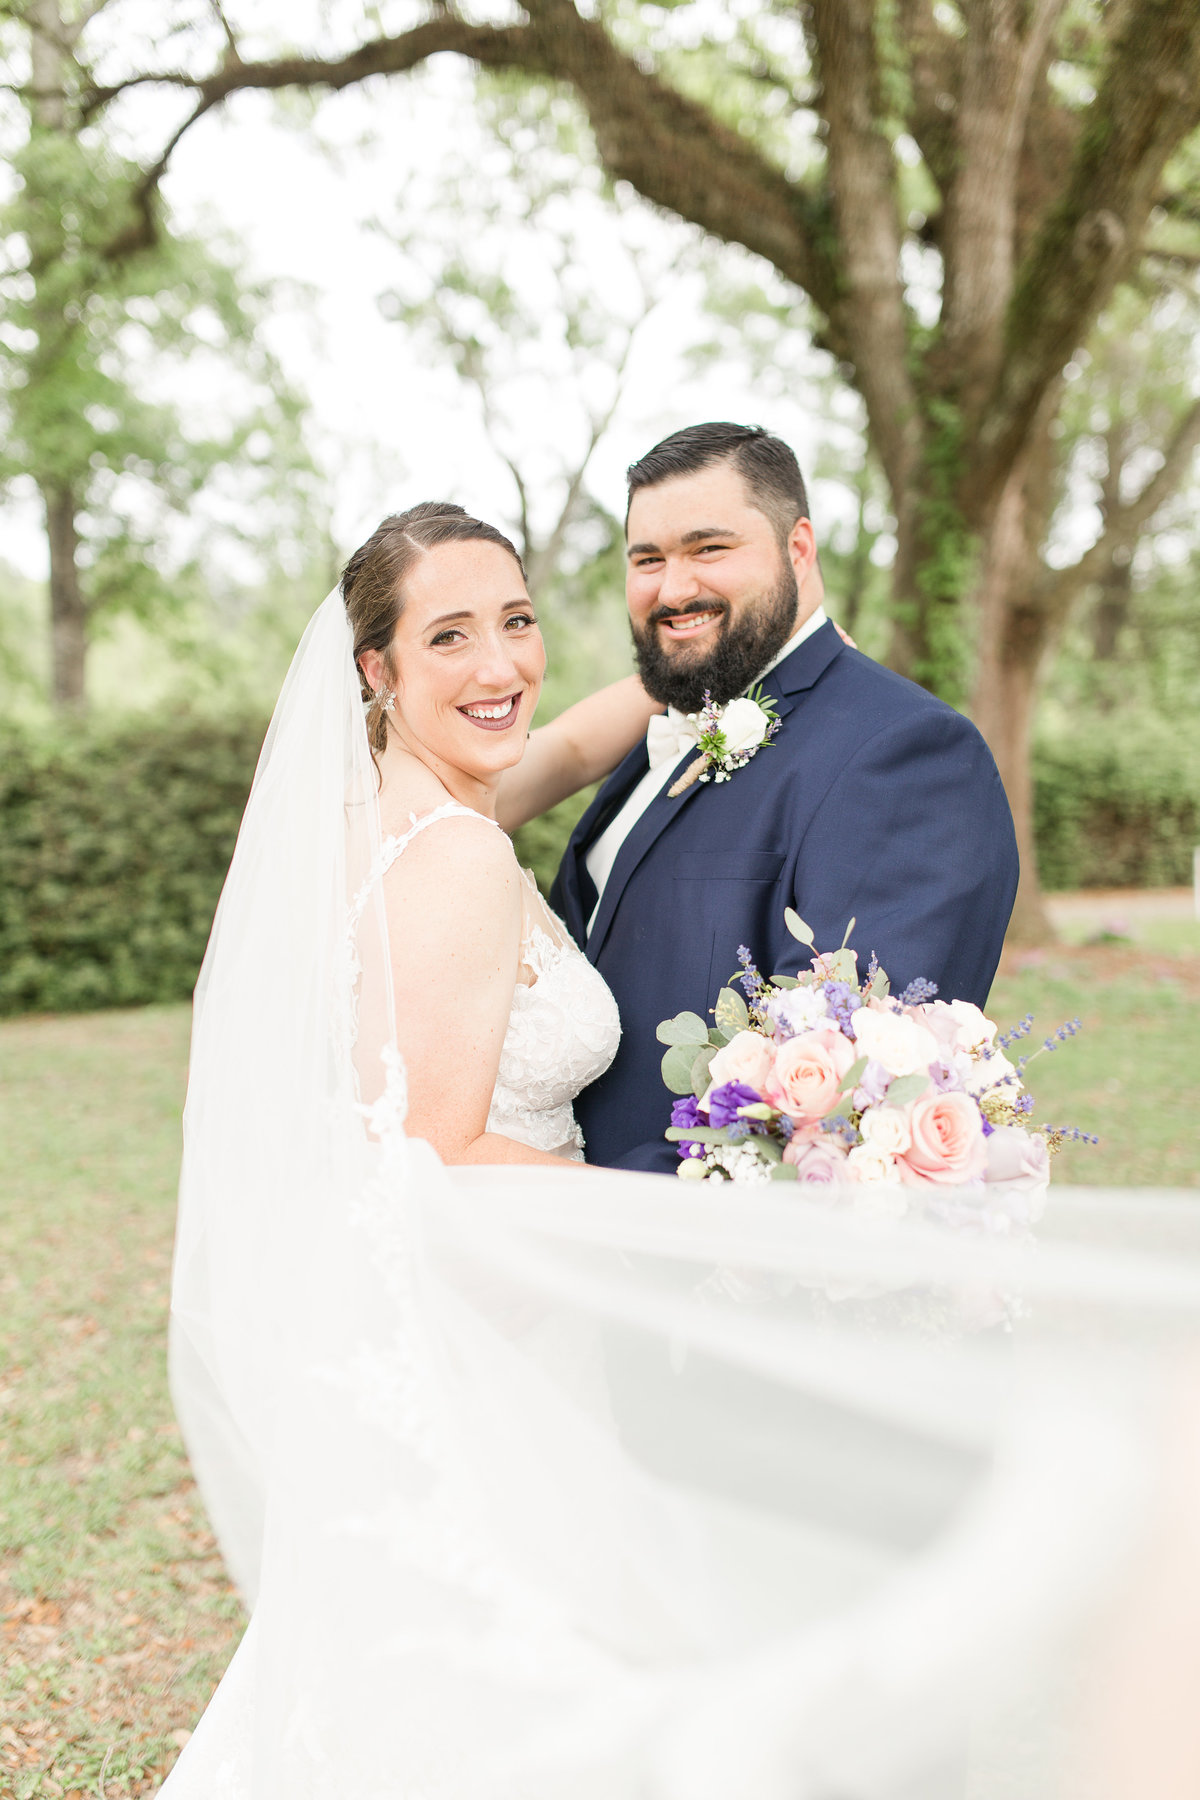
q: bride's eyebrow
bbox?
[426,609,474,628]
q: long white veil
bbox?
[166,590,1200,1799]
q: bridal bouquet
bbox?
[659,909,1090,1228]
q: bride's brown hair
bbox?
[341,502,526,754]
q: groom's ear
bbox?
[787,516,819,584]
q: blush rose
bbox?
[707,1028,776,1095]
[898,1090,987,1187]
[765,1028,856,1126]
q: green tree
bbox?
[0,0,315,707]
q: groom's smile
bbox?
[624,461,820,713]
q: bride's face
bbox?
[384,539,545,779]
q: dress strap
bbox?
[349,803,507,935]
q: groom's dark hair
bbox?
[626,423,810,548]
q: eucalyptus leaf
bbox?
[869,969,891,999]
[708,1026,732,1047]
[768,973,799,989]
[770,1162,798,1181]
[826,948,858,983]
[784,907,815,946]
[838,1055,868,1095]
[665,1126,731,1145]
[662,1043,704,1095]
[753,1135,783,1163]
[656,1010,710,1046]
[690,1044,718,1098]
[882,1072,931,1109]
[714,987,750,1034]
[840,915,857,950]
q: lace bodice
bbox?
[364,802,620,1161]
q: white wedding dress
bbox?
[353,800,621,1162]
[164,590,1200,1800]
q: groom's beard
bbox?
[630,562,799,714]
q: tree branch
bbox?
[1036,395,1200,619]
[939,0,1065,417]
[804,0,921,504]
[976,0,1200,517]
[894,0,961,201]
[89,0,847,374]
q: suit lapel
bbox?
[556,742,650,946]
[581,622,847,961]
[585,746,708,962]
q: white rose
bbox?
[718,697,771,754]
[947,999,997,1053]
[851,1004,940,1078]
[963,1046,1017,1098]
[858,1104,913,1155]
[846,1143,899,1185]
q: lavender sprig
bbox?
[735,945,768,1006]
[898,975,939,1005]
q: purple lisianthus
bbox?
[929,1056,961,1093]
[670,1093,707,1159]
[707,1081,764,1129]
[852,1057,891,1111]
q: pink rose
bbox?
[783,1138,848,1183]
[898,1090,987,1187]
[923,999,996,1055]
[765,1028,856,1126]
[706,1029,775,1096]
[985,1126,1050,1221]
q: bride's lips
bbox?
[457,692,523,731]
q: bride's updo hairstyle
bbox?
[342,501,526,753]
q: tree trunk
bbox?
[969,467,1055,947]
[43,484,88,709]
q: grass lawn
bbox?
[1,936,1197,1795]
[0,1007,241,1799]
[989,940,1200,1189]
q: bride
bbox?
[164,502,1200,1799]
[340,500,640,1166]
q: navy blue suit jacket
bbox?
[549,623,1019,1172]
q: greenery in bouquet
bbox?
[658,909,1093,1229]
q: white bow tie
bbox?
[646,708,703,771]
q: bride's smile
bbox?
[358,535,546,792]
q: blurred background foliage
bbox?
[1,4,1199,1015]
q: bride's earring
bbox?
[372,686,396,714]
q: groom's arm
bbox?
[780,706,1018,1008]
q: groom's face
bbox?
[625,462,813,713]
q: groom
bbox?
[551,422,1019,1173]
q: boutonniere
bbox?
[668,685,781,797]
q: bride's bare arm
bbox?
[381,817,584,1167]
[495,675,664,832]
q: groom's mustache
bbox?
[645,600,730,629]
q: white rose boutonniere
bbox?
[668,685,781,796]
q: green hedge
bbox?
[1034,725,1200,891]
[0,717,265,1016]
[1,716,1195,1017]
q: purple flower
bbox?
[670,1093,707,1159]
[898,976,939,1005]
[852,1057,891,1111]
[708,1081,763,1129]
[820,980,862,1035]
[929,1057,961,1092]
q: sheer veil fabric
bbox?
[165,590,1200,1799]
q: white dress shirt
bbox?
[584,606,828,936]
